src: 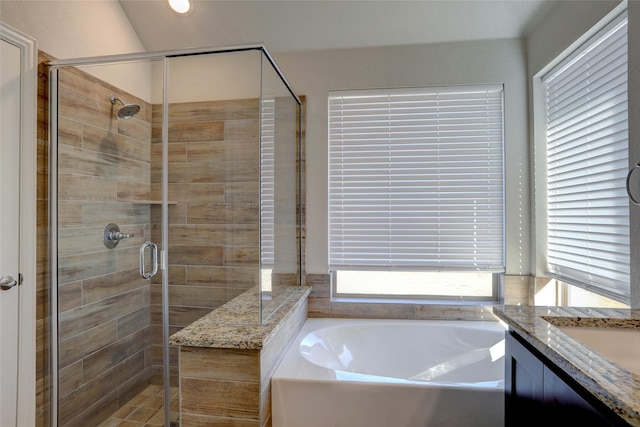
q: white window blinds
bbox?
[260,98,275,267]
[543,12,629,302]
[328,85,505,271]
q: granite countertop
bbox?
[169,286,311,350]
[494,305,640,426]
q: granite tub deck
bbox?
[169,286,312,427]
[494,305,640,426]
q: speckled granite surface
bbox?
[169,286,311,349]
[494,305,640,426]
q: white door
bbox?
[0,22,36,427]
[0,35,22,427]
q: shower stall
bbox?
[47,46,302,427]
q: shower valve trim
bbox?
[103,223,134,248]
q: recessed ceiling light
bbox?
[168,0,192,14]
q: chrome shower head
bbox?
[109,94,140,119]
[117,103,141,119]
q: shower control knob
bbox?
[109,231,134,241]
[103,223,134,249]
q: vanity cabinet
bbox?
[505,331,625,426]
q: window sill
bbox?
[330,296,500,306]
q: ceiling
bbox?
[118,0,557,53]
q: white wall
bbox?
[152,50,275,104]
[275,39,530,275]
[0,0,151,101]
[526,1,621,79]
[0,1,286,105]
[0,0,143,59]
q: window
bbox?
[543,11,629,304]
[328,85,505,299]
[260,98,275,292]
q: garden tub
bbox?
[272,317,506,427]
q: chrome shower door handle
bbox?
[140,241,158,280]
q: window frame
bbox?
[330,269,501,302]
[532,6,631,305]
[327,84,506,301]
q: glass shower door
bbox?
[52,58,170,427]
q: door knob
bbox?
[0,275,17,290]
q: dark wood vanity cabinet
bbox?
[505,331,626,427]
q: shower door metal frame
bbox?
[47,44,301,104]
[48,44,302,427]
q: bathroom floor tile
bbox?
[97,419,121,427]
[111,405,136,420]
[141,384,163,396]
[99,384,180,427]
[127,407,157,423]
[146,411,165,427]
[140,396,165,410]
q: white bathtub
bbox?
[271,318,506,427]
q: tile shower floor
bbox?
[97,384,179,427]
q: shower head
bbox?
[109,94,141,119]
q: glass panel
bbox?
[260,52,301,319]
[165,50,263,326]
[54,58,171,426]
